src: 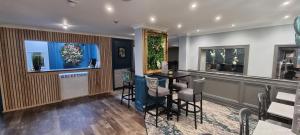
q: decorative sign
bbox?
[143,30,168,74]
[118,47,126,58]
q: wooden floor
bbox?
[0,92,146,135]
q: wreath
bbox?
[61,43,83,66]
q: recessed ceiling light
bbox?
[281,1,291,6]
[190,2,197,9]
[177,24,182,29]
[196,29,200,32]
[215,15,222,21]
[131,33,135,36]
[150,16,156,23]
[61,19,70,30]
[283,15,290,19]
[105,4,114,13]
[231,24,236,27]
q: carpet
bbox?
[145,100,258,135]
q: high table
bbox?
[276,92,296,103]
[267,102,294,120]
[252,120,295,135]
[154,72,191,119]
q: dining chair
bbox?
[258,92,268,120]
[120,70,135,108]
[257,92,291,128]
[239,108,251,135]
[144,75,170,127]
[264,84,271,107]
[177,78,205,129]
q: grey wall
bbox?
[179,24,296,78]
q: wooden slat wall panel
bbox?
[0,27,113,112]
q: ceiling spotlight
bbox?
[190,3,197,9]
[177,24,182,29]
[150,16,156,23]
[283,15,290,19]
[281,1,291,6]
[131,33,135,36]
[61,19,70,30]
[105,4,114,13]
[231,24,236,27]
[215,15,222,21]
[196,29,200,32]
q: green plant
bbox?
[147,34,165,70]
[61,43,83,66]
[32,55,44,71]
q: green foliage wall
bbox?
[147,34,165,70]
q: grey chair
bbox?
[177,78,205,129]
[258,92,291,128]
[144,75,170,127]
[172,77,189,91]
[258,92,268,120]
[264,84,271,107]
[239,108,251,135]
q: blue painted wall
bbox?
[135,75,166,112]
[48,42,99,70]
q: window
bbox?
[274,45,300,80]
[199,45,249,74]
[25,40,100,72]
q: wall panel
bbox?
[0,27,113,112]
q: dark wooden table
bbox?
[154,72,191,119]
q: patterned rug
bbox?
[145,100,258,135]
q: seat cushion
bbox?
[148,86,170,97]
[178,88,201,102]
[173,82,187,90]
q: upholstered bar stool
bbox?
[120,70,135,108]
[177,78,205,129]
[144,75,170,127]
[172,77,189,91]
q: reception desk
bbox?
[185,70,298,110]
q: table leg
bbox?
[167,78,173,120]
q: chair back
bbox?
[264,85,271,107]
[122,70,132,83]
[239,108,251,135]
[145,76,159,96]
[257,92,267,120]
[192,78,205,95]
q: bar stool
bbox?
[239,108,251,135]
[144,75,170,127]
[177,78,205,129]
[120,70,135,108]
[172,76,189,91]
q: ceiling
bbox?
[0,0,299,38]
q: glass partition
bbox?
[199,45,248,74]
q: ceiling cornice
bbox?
[132,24,168,32]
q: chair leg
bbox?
[200,93,203,124]
[127,87,130,108]
[177,99,181,121]
[194,99,197,129]
[144,95,148,119]
[121,86,125,104]
[186,101,188,116]
[155,102,159,127]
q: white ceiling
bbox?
[0,0,299,38]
